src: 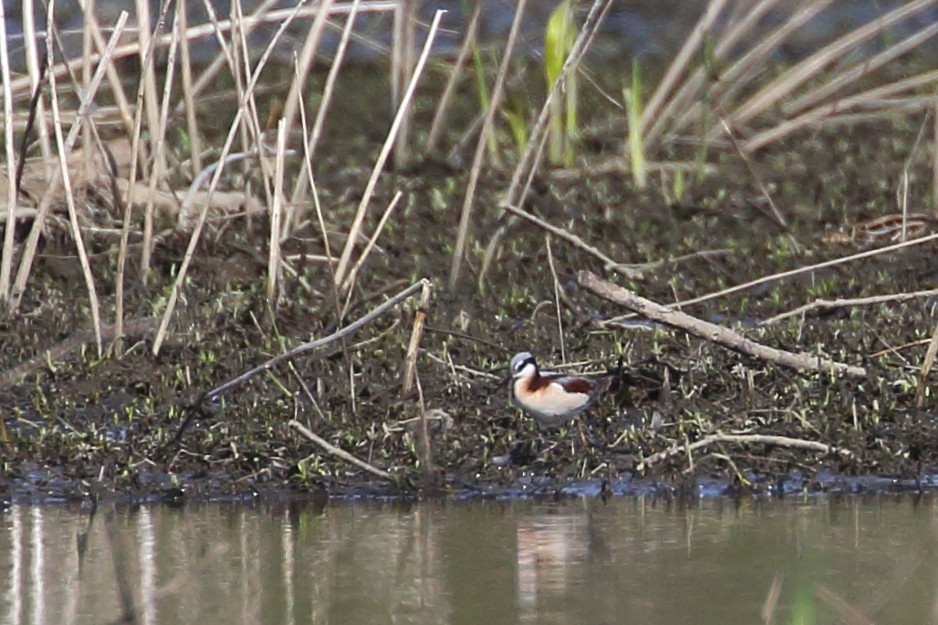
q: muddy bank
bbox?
[2,110,938,504]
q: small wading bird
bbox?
[509,352,612,430]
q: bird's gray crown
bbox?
[510,352,536,377]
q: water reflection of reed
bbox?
[2,498,938,624]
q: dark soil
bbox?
[3,68,938,504]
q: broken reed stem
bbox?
[10,12,128,312]
[291,0,361,207]
[762,287,938,326]
[141,4,180,286]
[637,431,852,472]
[579,270,867,377]
[289,420,395,481]
[427,1,481,153]
[0,0,17,301]
[267,118,287,301]
[447,0,527,291]
[46,5,103,356]
[333,9,446,289]
[402,280,432,396]
[204,279,428,401]
[151,0,308,356]
[177,0,202,174]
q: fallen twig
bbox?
[637,431,852,472]
[289,419,394,481]
[203,279,428,402]
[578,270,867,377]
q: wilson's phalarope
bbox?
[509,352,611,430]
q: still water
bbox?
[1,495,937,624]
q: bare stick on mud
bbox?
[289,420,394,482]
[203,279,429,402]
[637,431,853,473]
[578,270,867,377]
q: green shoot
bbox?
[625,59,647,189]
[545,0,576,166]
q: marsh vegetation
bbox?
[2,0,938,501]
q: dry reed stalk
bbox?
[229,0,257,178]
[0,0,17,301]
[10,12,128,312]
[134,0,166,178]
[177,0,202,174]
[267,119,287,301]
[140,9,181,285]
[332,9,446,290]
[73,0,135,141]
[392,0,416,168]
[290,420,395,481]
[503,0,612,208]
[151,1,308,356]
[545,235,565,362]
[670,0,834,145]
[478,117,554,289]
[476,0,613,290]
[447,0,527,291]
[784,20,938,119]
[6,2,399,100]
[401,279,432,396]
[21,0,53,167]
[339,191,404,305]
[607,231,938,327]
[427,1,482,153]
[644,0,788,149]
[279,0,335,161]
[728,0,938,128]
[745,68,938,152]
[917,320,938,409]
[46,4,103,355]
[181,0,283,115]
[291,0,362,209]
[581,271,868,376]
[762,287,938,327]
[934,102,938,219]
[637,432,852,473]
[81,0,95,193]
[639,0,728,138]
[205,279,427,401]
